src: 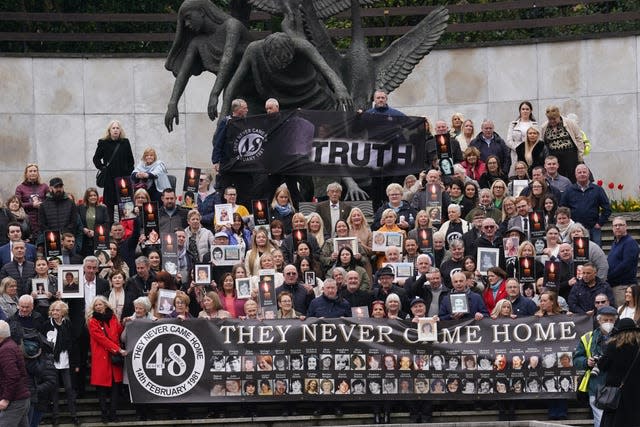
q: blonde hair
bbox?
[102,120,126,140]
[271,185,294,211]
[0,277,17,294]
[346,207,369,230]
[491,299,512,318]
[306,212,325,246]
[49,300,69,318]
[22,163,41,184]
[141,147,157,162]
[85,295,114,325]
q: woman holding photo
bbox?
[30,256,57,318]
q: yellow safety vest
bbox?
[578,331,594,392]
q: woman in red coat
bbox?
[87,295,126,423]
[482,267,508,312]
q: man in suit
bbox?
[0,222,37,265]
[508,197,532,240]
[315,182,352,238]
[65,256,109,397]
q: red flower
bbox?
[597,180,603,186]
[608,182,615,189]
[618,184,624,190]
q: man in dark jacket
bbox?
[439,272,488,321]
[505,278,537,317]
[157,189,188,236]
[307,278,351,318]
[470,120,511,174]
[276,265,313,315]
[24,336,57,427]
[607,217,640,306]
[0,241,36,296]
[0,319,31,426]
[568,263,614,314]
[340,271,372,309]
[38,178,78,245]
[560,164,611,246]
[372,266,409,311]
[408,267,450,317]
[66,256,109,398]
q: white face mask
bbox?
[600,322,614,334]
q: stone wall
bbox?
[0,36,638,200]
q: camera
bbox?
[590,355,601,376]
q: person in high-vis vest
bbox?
[573,305,618,427]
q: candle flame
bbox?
[98,225,104,235]
[189,168,195,179]
[147,204,153,214]
[120,179,127,189]
[549,263,555,272]
[430,185,437,194]
[533,212,539,222]
[257,201,262,211]
[524,258,530,268]
[577,238,583,249]
[49,232,55,242]
[166,234,172,244]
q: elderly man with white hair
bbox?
[0,319,31,426]
[10,294,46,336]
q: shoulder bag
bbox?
[594,346,640,410]
[101,322,124,366]
[96,142,122,188]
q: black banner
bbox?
[124,315,591,403]
[221,110,425,177]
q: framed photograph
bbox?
[351,306,369,318]
[182,190,196,209]
[215,203,233,226]
[210,245,242,266]
[304,271,316,286]
[333,237,358,255]
[385,262,413,279]
[95,249,110,267]
[258,270,276,308]
[511,179,528,197]
[235,278,251,299]
[477,247,500,275]
[418,317,437,342]
[32,278,49,299]
[58,265,84,299]
[435,133,451,159]
[533,237,547,255]
[503,237,519,258]
[449,294,469,315]
[157,289,177,315]
[385,232,403,249]
[194,264,211,285]
[528,211,546,236]
[372,231,387,252]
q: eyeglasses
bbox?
[483,225,496,229]
[285,272,297,276]
[594,300,608,305]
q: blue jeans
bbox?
[589,394,603,427]
[589,227,602,247]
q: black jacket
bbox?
[26,351,58,410]
[38,192,78,237]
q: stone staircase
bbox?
[41,390,594,426]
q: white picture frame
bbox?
[157,289,177,315]
[477,247,500,275]
[32,278,49,300]
[215,203,233,226]
[449,293,469,315]
[235,278,251,299]
[58,265,84,299]
[333,237,358,255]
[417,317,438,342]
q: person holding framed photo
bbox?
[439,272,488,320]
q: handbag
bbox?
[101,322,124,366]
[594,346,640,410]
[96,143,122,188]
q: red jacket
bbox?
[460,160,487,181]
[483,280,507,312]
[0,337,31,402]
[89,314,124,387]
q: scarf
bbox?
[11,207,28,221]
[93,307,114,323]
[49,318,73,363]
[274,203,293,216]
[134,160,171,191]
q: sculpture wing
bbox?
[313,0,376,19]
[247,0,282,14]
[300,1,343,70]
[374,6,449,93]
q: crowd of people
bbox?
[0,93,638,427]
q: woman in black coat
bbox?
[598,318,640,427]
[78,187,111,257]
[92,120,134,221]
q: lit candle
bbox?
[430,185,438,201]
[523,258,531,277]
[120,178,128,196]
[262,282,271,300]
[548,262,556,281]
[165,234,174,252]
[532,212,541,230]
[256,201,265,219]
[97,225,106,243]
[576,238,585,257]
[146,203,155,221]
[187,168,196,187]
[48,232,57,250]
